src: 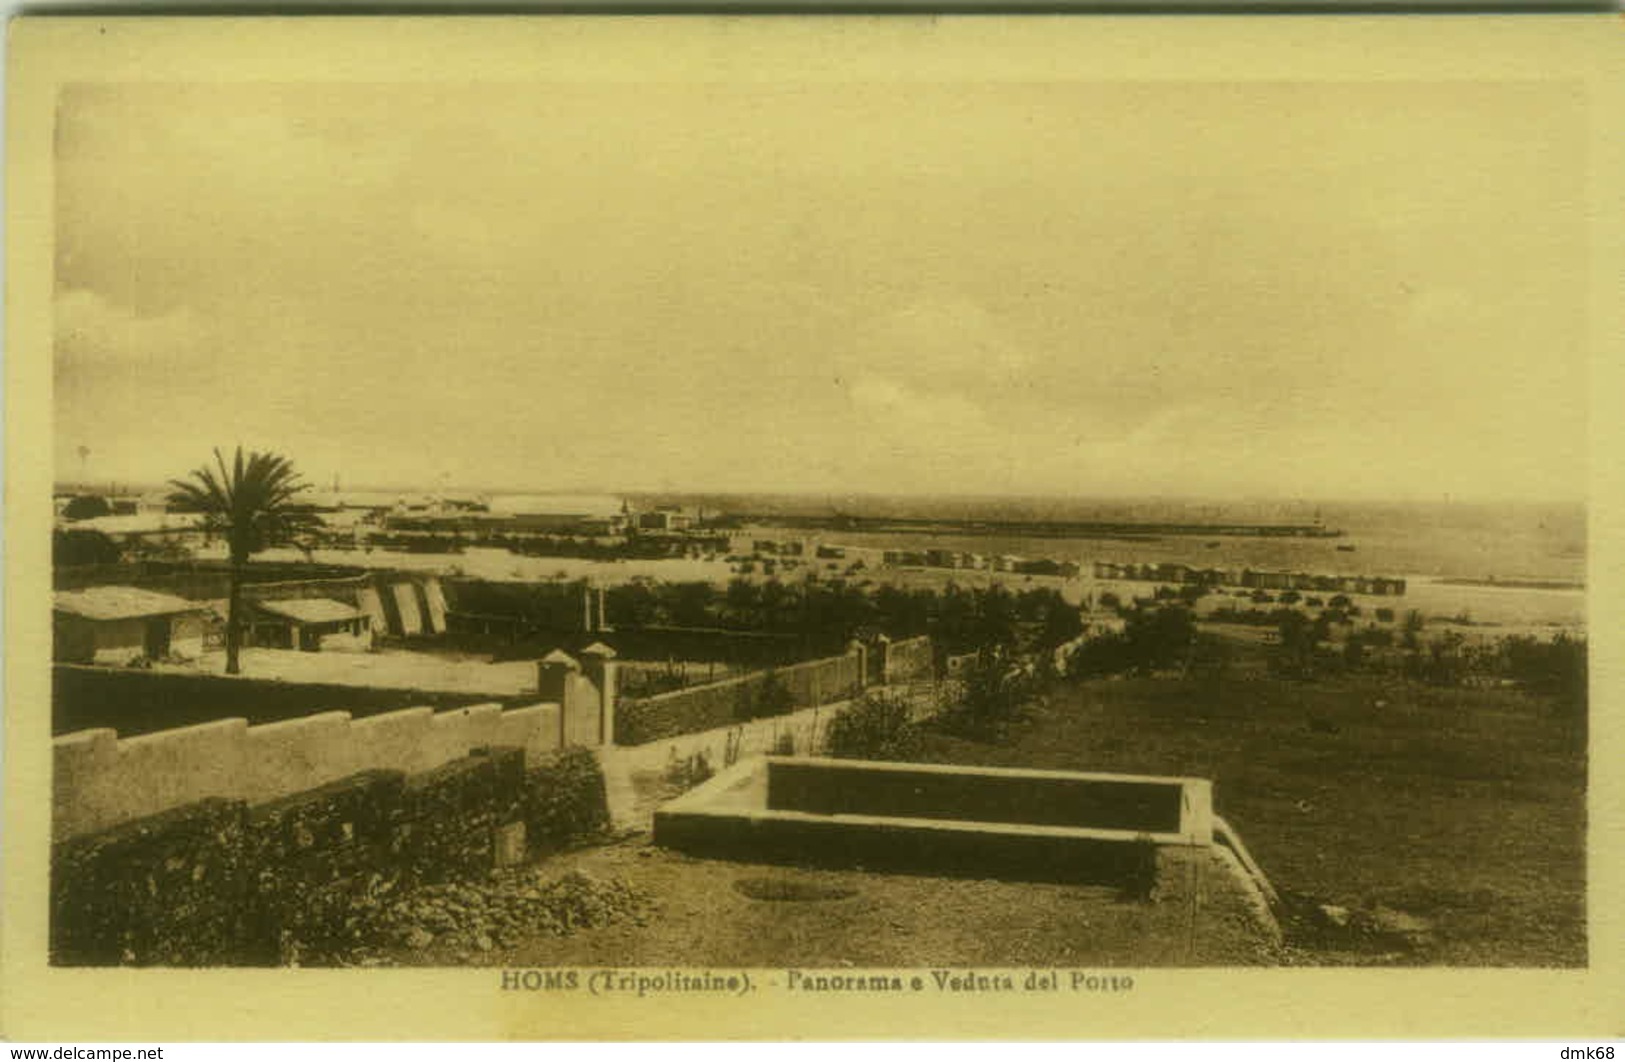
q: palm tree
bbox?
[168,447,318,675]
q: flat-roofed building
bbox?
[246,597,372,652]
[53,586,212,665]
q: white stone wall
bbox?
[53,700,564,841]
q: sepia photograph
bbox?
[5,14,1623,1042]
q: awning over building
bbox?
[53,586,206,622]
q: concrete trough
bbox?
[654,756,1213,886]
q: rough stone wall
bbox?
[51,797,248,966]
[51,746,597,967]
[522,747,611,851]
[398,748,526,884]
[240,769,408,965]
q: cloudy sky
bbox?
[54,78,1588,501]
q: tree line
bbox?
[607,578,1084,654]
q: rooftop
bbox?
[66,513,205,536]
[251,597,366,625]
[54,586,207,622]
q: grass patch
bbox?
[911,657,1585,966]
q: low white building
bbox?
[247,597,373,653]
[53,586,212,665]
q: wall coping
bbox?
[119,716,249,747]
[56,700,552,748]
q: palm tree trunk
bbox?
[226,557,244,675]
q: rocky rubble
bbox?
[354,868,652,962]
[1278,896,1436,962]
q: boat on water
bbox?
[1337,544,1357,552]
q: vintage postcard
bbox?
[5,14,1623,1041]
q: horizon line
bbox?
[50,478,1589,510]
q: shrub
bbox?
[734,668,796,721]
[940,654,1033,742]
[1067,605,1200,681]
[826,693,922,761]
[757,669,795,715]
[54,528,122,567]
[1067,632,1133,679]
[523,747,610,852]
[1504,632,1588,719]
[62,494,114,521]
[1123,606,1198,673]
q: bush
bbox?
[826,693,922,761]
[733,668,796,721]
[54,528,122,567]
[1504,633,1587,719]
[62,494,114,521]
[1123,606,1197,673]
[940,654,1033,742]
[523,747,610,852]
[758,669,795,715]
[1067,605,1199,681]
[1067,632,1134,679]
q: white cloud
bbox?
[841,296,1034,392]
[54,289,212,375]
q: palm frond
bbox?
[170,445,312,562]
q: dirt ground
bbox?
[185,646,536,695]
[382,834,1280,969]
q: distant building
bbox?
[53,586,212,665]
[486,494,628,536]
[636,508,694,533]
[61,512,208,553]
